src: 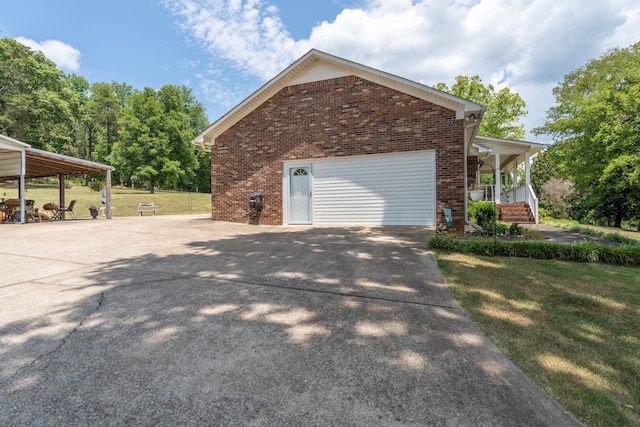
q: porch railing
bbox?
[527,184,539,224]
[481,184,508,203]
[514,184,539,223]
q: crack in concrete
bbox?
[1,291,105,387]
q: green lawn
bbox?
[0,182,211,219]
[436,252,639,426]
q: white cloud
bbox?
[165,0,640,140]
[197,65,259,110]
[163,0,305,79]
[15,37,81,72]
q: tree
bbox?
[534,42,640,227]
[434,75,528,140]
[67,74,94,161]
[90,82,123,162]
[540,178,574,219]
[111,85,208,193]
[0,37,75,151]
[596,154,640,229]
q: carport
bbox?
[0,134,114,223]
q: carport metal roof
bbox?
[1,135,113,180]
[0,134,114,222]
[1,147,114,180]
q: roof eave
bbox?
[193,49,487,148]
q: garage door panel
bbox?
[312,151,435,226]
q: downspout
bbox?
[464,118,483,232]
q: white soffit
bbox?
[472,135,546,156]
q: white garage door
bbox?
[311,151,436,226]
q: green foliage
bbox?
[468,201,497,230]
[88,179,104,193]
[434,75,527,140]
[428,236,640,265]
[566,225,640,246]
[111,85,209,193]
[0,37,210,192]
[508,223,523,236]
[0,37,75,151]
[534,42,640,228]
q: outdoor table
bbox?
[43,203,60,220]
[2,199,20,222]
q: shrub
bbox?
[89,179,104,192]
[604,233,640,246]
[427,236,640,266]
[468,201,497,230]
[564,224,639,246]
[540,178,574,218]
[508,223,523,236]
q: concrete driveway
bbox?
[0,215,580,426]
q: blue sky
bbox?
[2,0,639,142]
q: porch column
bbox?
[513,159,518,203]
[494,153,501,204]
[524,151,531,201]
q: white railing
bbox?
[481,184,510,203]
[483,184,506,202]
[528,184,539,224]
[514,184,539,223]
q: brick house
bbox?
[193,49,542,231]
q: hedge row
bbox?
[427,236,640,266]
[567,225,640,246]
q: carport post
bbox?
[105,169,112,219]
[19,149,25,224]
[59,174,66,220]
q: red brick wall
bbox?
[468,156,479,189]
[210,75,467,230]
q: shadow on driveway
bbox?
[0,216,580,426]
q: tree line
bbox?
[2,36,638,226]
[532,42,640,229]
[0,37,210,193]
[436,43,639,230]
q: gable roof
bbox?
[193,49,485,151]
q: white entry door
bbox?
[288,166,311,223]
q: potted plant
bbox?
[89,205,99,219]
[469,183,485,201]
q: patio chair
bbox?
[24,199,41,222]
[55,199,77,220]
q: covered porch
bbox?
[0,134,114,224]
[469,135,546,224]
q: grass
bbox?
[435,252,640,426]
[0,181,211,219]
